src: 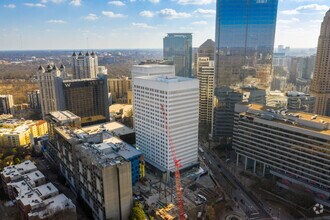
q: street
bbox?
[200,145,272,220]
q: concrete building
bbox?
[27,90,41,110]
[62,74,110,126]
[233,103,330,206]
[0,160,76,219]
[194,39,215,77]
[108,77,132,104]
[133,75,199,173]
[0,119,48,147]
[197,57,214,125]
[163,33,193,78]
[266,91,288,108]
[286,91,315,113]
[311,10,330,116]
[45,111,139,220]
[36,65,65,119]
[131,64,175,79]
[0,94,14,114]
[72,51,99,79]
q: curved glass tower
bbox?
[212,0,278,142]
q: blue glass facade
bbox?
[212,0,278,141]
[163,33,193,78]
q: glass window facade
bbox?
[212,0,278,141]
[163,33,193,78]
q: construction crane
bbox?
[160,104,185,220]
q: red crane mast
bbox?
[160,104,185,220]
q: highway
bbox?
[200,145,272,220]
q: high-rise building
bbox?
[45,111,136,220]
[194,39,215,78]
[108,77,132,104]
[0,94,14,114]
[233,103,330,206]
[27,90,41,110]
[311,10,330,116]
[36,65,66,119]
[163,33,192,78]
[133,75,199,173]
[212,0,278,142]
[72,51,99,79]
[286,91,315,113]
[197,57,214,125]
[62,74,110,126]
[131,64,175,79]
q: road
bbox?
[200,145,272,220]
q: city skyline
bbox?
[0,0,329,50]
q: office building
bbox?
[131,64,175,79]
[163,33,192,78]
[266,91,287,108]
[0,94,14,114]
[72,51,99,79]
[45,111,137,220]
[212,0,278,142]
[286,91,315,113]
[108,77,132,104]
[133,75,199,172]
[233,103,330,206]
[36,65,65,119]
[62,74,110,126]
[197,57,214,125]
[27,90,41,110]
[1,160,76,219]
[311,10,330,116]
[194,39,215,77]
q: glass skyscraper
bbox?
[163,33,193,78]
[212,0,278,142]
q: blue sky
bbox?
[0,0,329,50]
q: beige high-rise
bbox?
[311,10,330,116]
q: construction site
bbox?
[133,165,226,220]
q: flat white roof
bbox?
[1,160,37,179]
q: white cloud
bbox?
[108,1,125,6]
[24,3,46,7]
[70,0,81,6]
[281,4,329,15]
[149,0,160,3]
[47,19,66,24]
[41,0,65,3]
[191,21,208,25]
[139,10,155,17]
[102,11,126,18]
[132,22,154,29]
[193,8,216,17]
[4,4,16,8]
[177,0,215,5]
[158,8,191,19]
[278,18,300,24]
[83,14,99,21]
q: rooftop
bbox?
[49,111,81,123]
[238,103,330,136]
[137,75,196,83]
[1,160,37,179]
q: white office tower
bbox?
[133,75,199,172]
[72,51,99,79]
[36,65,65,119]
[131,64,175,79]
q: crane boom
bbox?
[160,104,185,220]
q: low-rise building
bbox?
[286,91,315,113]
[0,160,76,219]
[233,103,330,206]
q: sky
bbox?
[0,0,329,50]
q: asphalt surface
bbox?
[200,145,272,220]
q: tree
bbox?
[130,202,147,220]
